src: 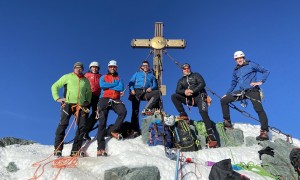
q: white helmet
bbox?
[234,51,245,59]
[108,60,118,67]
[164,114,175,126]
[89,61,99,69]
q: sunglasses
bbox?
[182,67,190,70]
[142,64,149,67]
[108,66,117,69]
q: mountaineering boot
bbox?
[70,151,78,157]
[256,130,269,141]
[207,135,218,148]
[111,131,123,140]
[127,130,140,139]
[70,150,85,157]
[206,128,218,148]
[177,112,189,120]
[83,133,92,141]
[141,108,153,116]
[54,150,62,157]
[223,119,233,129]
[97,149,107,157]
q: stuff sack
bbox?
[148,120,173,148]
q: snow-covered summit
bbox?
[0,123,299,180]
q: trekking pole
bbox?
[174,149,180,180]
[121,85,129,94]
[205,87,294,144]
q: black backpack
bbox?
[290,148,300,176]
[209,159,250,180]
[174,120,199,152]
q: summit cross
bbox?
[131,22,186,95]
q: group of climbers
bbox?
[50,50,270,157]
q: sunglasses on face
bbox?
[108,66,117,69]
[142,64,149,67]
[182,68,190,70]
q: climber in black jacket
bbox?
[171,63,217,148]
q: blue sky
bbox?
[1,1,299,145]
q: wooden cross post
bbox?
[131,22,186,95]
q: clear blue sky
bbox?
[1,1,299,145]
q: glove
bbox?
[96,106,101,119]
[258,146,274,160]
[56,98,66,103]
[83,100,89,107]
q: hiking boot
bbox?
[141,108,153,116]
[54,150,62,157]
[83,133,91,141]
[111,132,123,140]
[97,149,107,157]
[256,130,269,141]
[70,150,85,157]
[223,119,233,129]
[206,128,218,148]
[207,135,218,148]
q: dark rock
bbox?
[0,137,35,147]
[6,162,19,172]
[0,141,4,147]
[104,166,160,180]
[258,138,298,179]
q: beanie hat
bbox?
[73,62,84,70]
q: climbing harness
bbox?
[185,97,194,112]
[205,87,293,144]
[163,50,293,144]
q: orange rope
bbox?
[52,156,78,180]
[29,117,78,180]
[71,104,81,124]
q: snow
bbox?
[0,123,299,180]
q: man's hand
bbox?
[56,98,66,103]
[120,92,124,96]
[131,90,136,95]
[184,89,193,96]
[250,81,263,87]
[96,106,100,119]
[146,88,152,93]
[83,100,89,107]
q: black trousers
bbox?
[220,89,268,131]
[171,93,213,132]
[97,98,127,150]
[84,95,99,135]
[130,89,160,132]
[54,103,87,151]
